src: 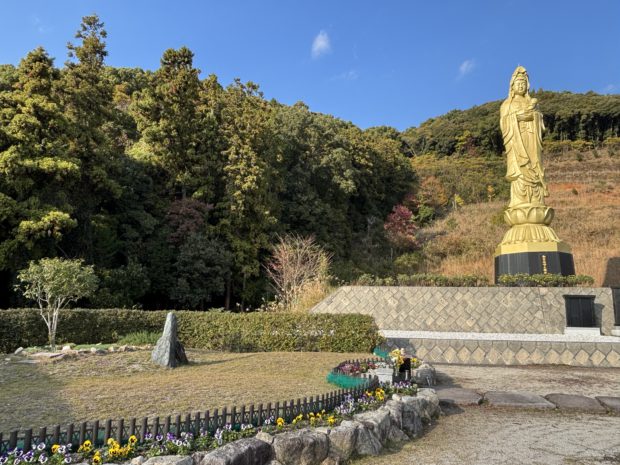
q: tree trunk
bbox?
[225,278,231,310]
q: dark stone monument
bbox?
[151,312,188,368]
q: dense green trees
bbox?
[402,91,620,158]
[0,15,414,308]
[0,15,616,309]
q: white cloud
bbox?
[311,30,331,59]
[603,84,617,93]
[331,69,359,81]
[32,16,51,34]
[458,59,475,78]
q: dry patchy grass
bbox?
[420,151,620,285]
[0,349,369,433]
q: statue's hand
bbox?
[517,110,534,122]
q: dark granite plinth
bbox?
[495,251,575,283]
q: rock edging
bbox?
[137,389,440,465]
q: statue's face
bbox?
[513,78,527,96]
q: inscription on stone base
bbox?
[495,251,575,283]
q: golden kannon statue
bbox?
[496,66,570,253]
[500,66,547,209]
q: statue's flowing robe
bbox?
[500,97,548,208]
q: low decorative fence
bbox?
[0,379,378,454]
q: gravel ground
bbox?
[353,407,620,465]
[353,364,620,464]
[434,363,620,397]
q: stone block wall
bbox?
[387,337,620,368]
[312,286,616,335]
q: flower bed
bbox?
[327,348,426,389]
[0,384,434,465]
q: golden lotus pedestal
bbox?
[494,205,575,282]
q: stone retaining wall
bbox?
[135,390,440,465]
[387,337,620,368]
[312,286,616,335]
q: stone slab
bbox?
[544,393,607,413]
[595,396,620,413]
[434,387,482,406]
[484,391,555,409]
[143,456,192,465]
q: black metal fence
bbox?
[0,377,378,454]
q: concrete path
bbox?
[353,363,620,464]
[352,407,620,465]
[434,363,620,397]
[435,387,619,413]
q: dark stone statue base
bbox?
[494,251,575,283]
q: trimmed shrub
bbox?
[353,273,489,287]
[0,309,381,354]
[116,331,161,345]
[497,274,594,287]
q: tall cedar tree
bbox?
[132,47,215,199]
[60,15,122,264]
[218,80,279,305]
[0,48,78,275]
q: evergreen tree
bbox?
[60,14,122,263]
[217,80,278,306]
[132,47,216,199]
[0,47,77,277]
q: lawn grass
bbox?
[0,349,371,433]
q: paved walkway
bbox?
[434,363,620,397]
[353,407,620,465]
[353,364,620,464]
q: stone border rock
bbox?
[433,387,620,415]
[128,389,441,465]
[7,344,150,364]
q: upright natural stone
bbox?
[151,312,188,368]
[198,438,273,465]
[272,429,329,465]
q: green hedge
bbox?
[497,274,595,287]
[353,272,595,288]
[354,273,489,287]
[0,309,382,354]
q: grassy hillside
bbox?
[417,148,620,286]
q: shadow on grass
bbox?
[185,353,258,367]
[0,358,73,434]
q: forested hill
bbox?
[1,15,618,310]
[0,16,413,310]
[402,91,620,157]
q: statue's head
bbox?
[509,66,530,97]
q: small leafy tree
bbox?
[16,258,98,350]
[265,235,331,312]
[383,204,419,251]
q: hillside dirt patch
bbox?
[419,151,620,285]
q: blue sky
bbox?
[1,0,618,130]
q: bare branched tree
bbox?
[265,235,332,312]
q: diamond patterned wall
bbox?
[312,286,616,335]
[387,337,620,367]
